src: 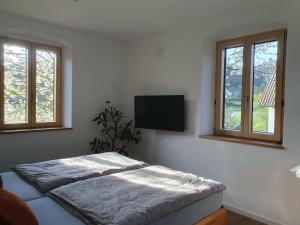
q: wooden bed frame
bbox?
[194,207,227,225]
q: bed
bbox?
[0,153,227,225]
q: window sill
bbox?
[199,135,284,149]
[0,127,72,135]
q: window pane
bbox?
[223,46,244,131]
[252,41,278,134]
[3,44,28,124]
[36,49,56,123]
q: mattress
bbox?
[27,197,84,225]
[1,171,43,201]
[27,193,222,225]
[149,192,223,225]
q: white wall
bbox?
[0,13,125,171]
[120,3,300,225]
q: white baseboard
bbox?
[224,202,286,225]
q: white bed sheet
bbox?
[1,171,43,201]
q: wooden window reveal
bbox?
[0,37,62,131]
[214,29,286,143]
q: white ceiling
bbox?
[0,0,286,39]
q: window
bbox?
[214,29,286,143]
[0,37,62,131]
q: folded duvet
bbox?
[49,165,226,225]
[14,152,147,193]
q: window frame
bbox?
[214,29,287,143]
[0,36,62,131]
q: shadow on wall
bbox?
[197,38,216,136]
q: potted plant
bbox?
[90,101,141,156]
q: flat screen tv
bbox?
[134,95,184,132]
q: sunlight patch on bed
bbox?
[110,166,212,194]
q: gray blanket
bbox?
[49,165,225,225]
[14,152,147,193]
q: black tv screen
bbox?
[134,95,184,131]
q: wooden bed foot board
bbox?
[194,207,227,225]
